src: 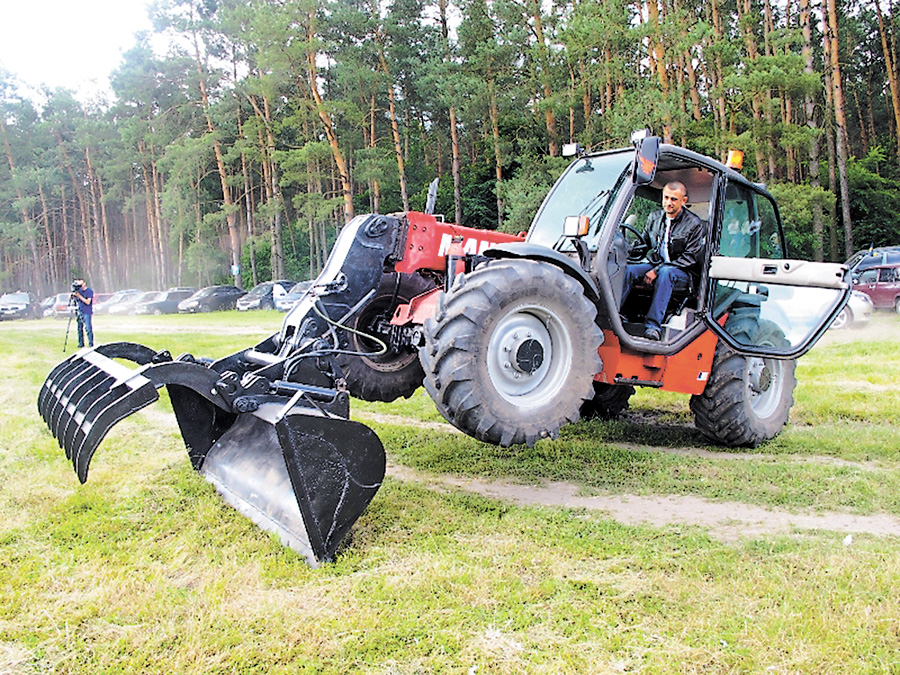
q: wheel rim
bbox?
[486,304,573,406]
[746,356,784,419]
[831,307,847,329]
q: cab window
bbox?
[718,183,782,259]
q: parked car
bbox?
[846,246,900,278]
[133,289,196,315]
[276,281,313,312]
[0,292,41,320]
[177,285,246,313]
[108,291,159,315]
[236,280,297,311]
[94,289,142,314]
[830,290,874,329]
[39,295,57,318]
[852,264,900,312]
[49,293,75,319]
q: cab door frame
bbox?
[701,177,851,359]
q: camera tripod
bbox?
[63,294,79,353]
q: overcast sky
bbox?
[0,0,154,101]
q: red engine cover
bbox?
[393,212,523,275]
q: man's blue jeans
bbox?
[76,311,94,348]
[620,263,691,331]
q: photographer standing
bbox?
[72,278,94,348]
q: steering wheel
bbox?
[620,222,648,262]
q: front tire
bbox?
[690,319,796,447]
[339,273,436,402]
[421,259,603,447]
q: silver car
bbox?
[830,290,873,329]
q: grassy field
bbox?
[1,312,898,673]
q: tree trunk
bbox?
[528,0,559,155]
[825,0,853,257]
[191,31,242,288]
[875,0,900,163]
[489,78,504,230]
[801,0,825,261]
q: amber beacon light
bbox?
[726,149,744,171]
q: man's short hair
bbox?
[663,181,688,199]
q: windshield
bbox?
[1,293,28,302]
[247,283,273,298]
[527,150,631,249]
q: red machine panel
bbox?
[393,212,523,275]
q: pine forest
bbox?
[2,0,900,296]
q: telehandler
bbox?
[38,133,849,563]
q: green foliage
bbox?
[847,148,900,248]
[767,182,835,258]
[498,155,569,234]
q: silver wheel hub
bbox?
[487,305,573,405]
[747,356,781,418]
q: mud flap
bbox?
[200,410,385,566]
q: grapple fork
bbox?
[37,341,385,566]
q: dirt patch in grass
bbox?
[386,463,900,543]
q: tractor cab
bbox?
[530,137,850,362]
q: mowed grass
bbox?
[1,312,899,673]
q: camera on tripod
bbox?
[69,280,82,308]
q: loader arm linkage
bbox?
[38,212,520,564]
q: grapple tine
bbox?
[59,369,114,458]
[37,348,160,482]
[71,376,159,483]
[38,355,81,424]
[48,359,99,455]
[41,356,90,429]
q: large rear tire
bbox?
[420,259,603,447]
[690,318,796,447]
[339,273,436,402]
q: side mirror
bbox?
[632,136,659,186]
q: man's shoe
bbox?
[643,327,661,341]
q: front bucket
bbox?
[200,409,385,566]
